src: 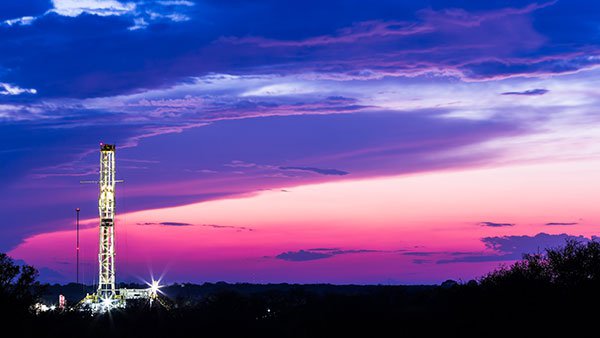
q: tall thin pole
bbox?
[76,208,80,285]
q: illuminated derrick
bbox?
[98,143,117,300]
[80,143,164,313]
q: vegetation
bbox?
[1,240,599,337]
[0,253,44,317]
[481,239,600,287]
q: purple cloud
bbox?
[138,221,192,226]
[480,222,515,227]
[224,20,434,47]
[138,222,253,231]
[437,233,591,264]
[501,89,549,96]
[212,1,586,82]
[483,233,589,253]
[279,166,349,176]
[198,224,254,232]
[545,222,578,226]
[403,252,437,256]
[275,248,381,262]
[276,250,333,262]
[412,259,431,265]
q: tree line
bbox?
[1,240,598,337]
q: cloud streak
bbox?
[0,83,37,95]
[138,222,191,226]
[137,222,253,231]
[279,166,349,176]
[275,248,382,262]
[479,222,514,227]
[501,89,549,96]
[226,20,434,47]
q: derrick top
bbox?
[100,143,116,151]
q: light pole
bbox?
[76,207,80,285]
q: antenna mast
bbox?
[76,208,80,285]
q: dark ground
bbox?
[41,281,436,305]
[12,280,600,337]
[3,240,600,337]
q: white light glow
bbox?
[150,279,161,294]
[102,297,113,309]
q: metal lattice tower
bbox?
[80,143,160,312]
[97,143,117,299]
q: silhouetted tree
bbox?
[479,252,550,288]
[480,239,600,288]
[0,253,43,313]
[546,239,600,286]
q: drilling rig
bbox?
[98,143,117,300]
[81,143,159,312]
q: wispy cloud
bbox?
[545,222,578,226]
[156,1,195,6]
[276,250,333,262]
[199,224,254,232]
[402,251,438,257]
[412,259,431,265]
[49,0,136,17]
[279,166,349,176]
[137,221,254,231]
[0,83,37,96]
[479,221,514,227]
[501,88,549,96]
[275,248,382,262]
[138,221,192,226]
[2,0,192,31]
[2,16,36,26]
[225,160,259,168]
[226,20,433,48]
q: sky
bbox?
[2,0,600,285]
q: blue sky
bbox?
[3,0,600,284]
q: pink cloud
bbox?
[223,20,434,48]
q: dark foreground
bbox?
[3,240,600,337]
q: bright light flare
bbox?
[151,280,160,292]
[102,297,113,309]
[147,278,163,297]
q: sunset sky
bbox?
[2,0,600,284]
